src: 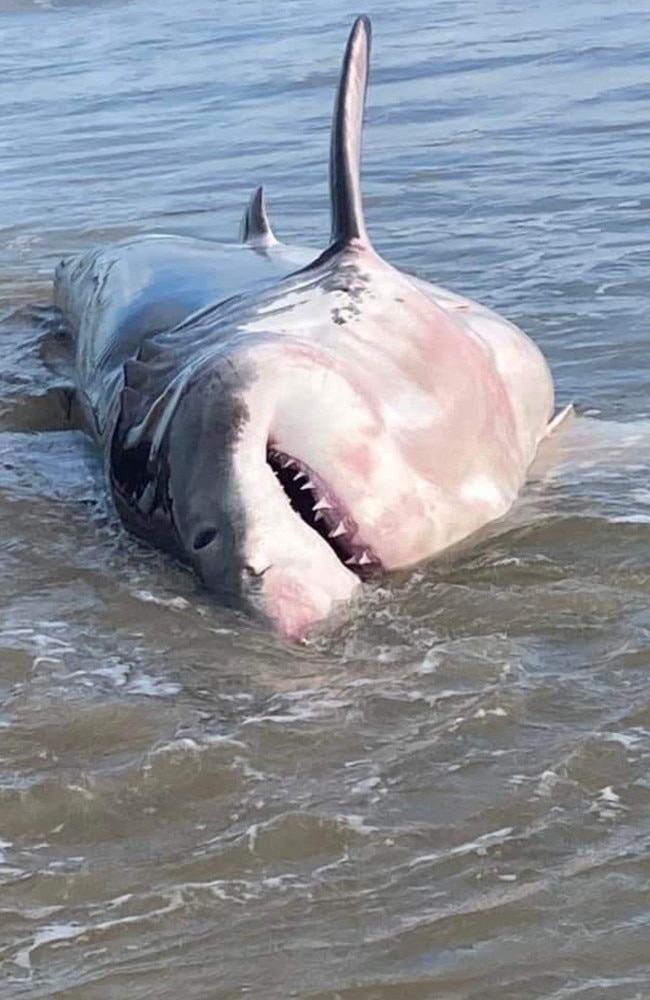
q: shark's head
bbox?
[110,330,405,639]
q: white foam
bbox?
[336,813,377,835]
[133,590,190,611]
[410,825,515,867]
[15,923,84,971]
[536,769,560,797]
[598,786,621,805]
[126,675,181,697]
[602,731,642,750]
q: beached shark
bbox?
[54,16,558,639]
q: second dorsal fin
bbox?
[329,15,372,248]
[239,185,278,248]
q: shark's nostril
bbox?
[244,563,271,580]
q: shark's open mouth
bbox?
[267,445,381,580]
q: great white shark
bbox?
[54,16,562,640]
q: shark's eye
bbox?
[193,527,218,551]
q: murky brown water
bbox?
[2,0,650,997]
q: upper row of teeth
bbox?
[270,453,374,566]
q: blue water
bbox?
[1,1,650,997]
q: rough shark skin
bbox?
[54,16,555,640]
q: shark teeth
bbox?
[266,444,380,579]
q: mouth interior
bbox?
[267,445,380,580]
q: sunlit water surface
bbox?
[1,1,650,997]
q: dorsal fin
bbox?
[239,185,278,248]
[330,15,371,247]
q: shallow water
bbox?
[2,0,650,997]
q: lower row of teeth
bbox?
[270,450,374,568]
